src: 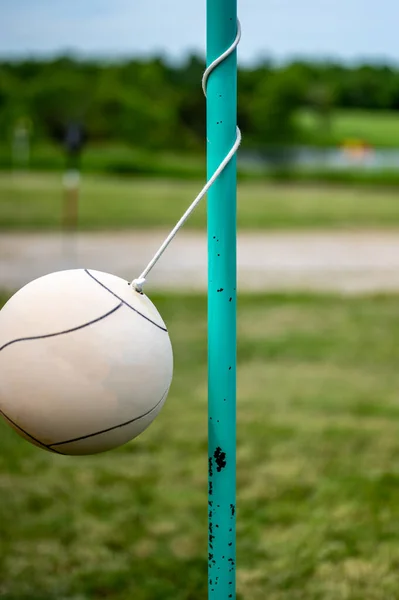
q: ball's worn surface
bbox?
[0,269,173,455]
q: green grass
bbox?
[0,142,208,179]
[2,291,399,599]
[298,109,399,148]
[2,171,399,230]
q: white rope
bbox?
[132,20,242,293]
[202,19,241,98]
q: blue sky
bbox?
[1,0,398,65]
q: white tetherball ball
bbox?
[0,269,173,455]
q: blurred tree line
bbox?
[1,56,399,151]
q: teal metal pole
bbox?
[207,1,237,598]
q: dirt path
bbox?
[2,229,399,293]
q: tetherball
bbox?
[0,269,173,455]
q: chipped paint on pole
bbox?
[206,0,238,598]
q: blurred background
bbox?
[2,1,399,599]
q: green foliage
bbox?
[251,67,306,144]
[2,57,399,150]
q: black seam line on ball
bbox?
[0,302,124,353]
[84,269,167,333]
[0,409,65,455]
[49,386,170,447]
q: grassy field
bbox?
[2,291,399,599]
[298,109,399,148]
[2,172,399,230]
[0,143,208,179]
